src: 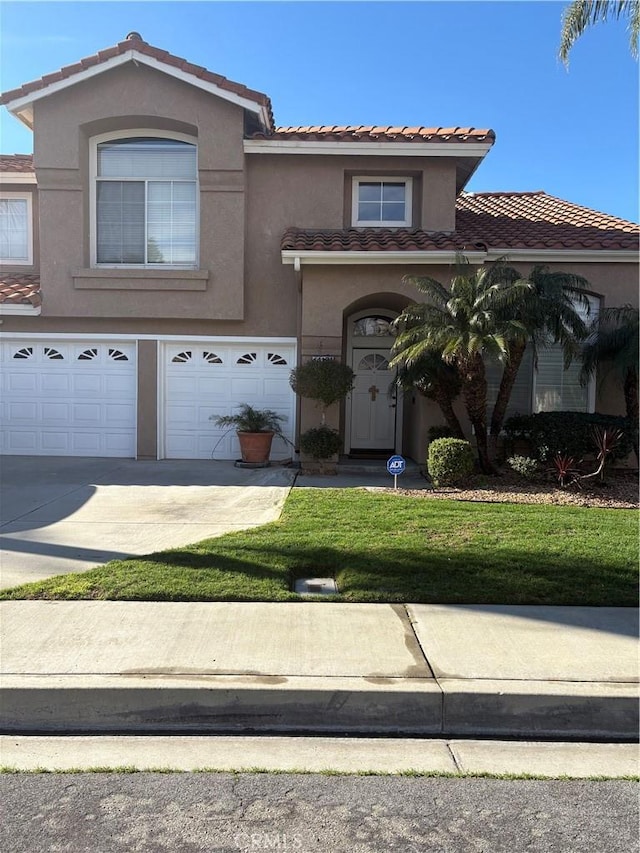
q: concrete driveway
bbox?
[0,457,296,590]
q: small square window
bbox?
[352,178,412,227]
[0,193,33,264]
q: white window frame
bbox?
[351,176,413,227]
[90,129,199,270]
[0,191,33,265]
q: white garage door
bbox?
[0,339,137,457]
[164,341,296,459]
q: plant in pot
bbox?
[210,404,286,465]
[289,359,355,472]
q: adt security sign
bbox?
[387,455,406,489]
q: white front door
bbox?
[350,349,396,450]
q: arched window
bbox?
[93,133,197,267]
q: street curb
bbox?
[1,674,637,739]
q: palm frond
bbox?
[559,0,639,65]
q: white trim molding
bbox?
[0,304,41,316]
[244,140,493,158]
[351,176,413,228]
[89,129,200,270]
[282,250,486,266]
[0,172,36,185]
[486,248,639,263]
[283,248,638,267]
[4,50,271,130]
[0,331,297,344]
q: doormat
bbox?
[347,450,393,460]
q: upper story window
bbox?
[352,177,412,227]
[0,192,33,265]
[93,134,198,267]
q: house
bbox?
[0,32,638,462]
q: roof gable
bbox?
[0,32,274,132]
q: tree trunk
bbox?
[461,354,496,475]
[429,386,465,439]
[488,340,527,463]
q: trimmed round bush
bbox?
[428,437,475,487]
[299,426,342,460]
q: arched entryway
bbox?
[344,308,402,456]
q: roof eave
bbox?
[2,49,272,131]
[244,140,494,157]
[0,303,41,315]
[281,249,486,265]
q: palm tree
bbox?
[580,304,639,458]
[391,257,531,473]
[489,265,591,448]
[559,0,639,65]
[394,349,465,439]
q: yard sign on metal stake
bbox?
[387,455,406,490]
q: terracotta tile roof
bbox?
[0,274,41,307]
[0,33,275,130]
[282,192,640,254]
[253,125,495,144]
[0,153,34,173]
[456,191,639,249]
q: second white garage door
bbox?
[163,341,296,459]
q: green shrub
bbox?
[427,438,475,486]
[428,424,458,443]
[503,411,635,463]
[299,426,342,460]
[507,455,539,480]
[289,360,355,409]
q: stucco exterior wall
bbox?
[32,62,247,321]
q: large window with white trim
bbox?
[94,135,198,267]
[351,177,412,227]
[0,192,33,264]
[485,294,600,419]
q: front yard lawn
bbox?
[1,490,636,605]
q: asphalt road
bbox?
[1,774,637,852]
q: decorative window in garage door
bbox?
[12,346,34,360]
[78,348,99,360]
[267,352,288,366]
[237,352,257,365]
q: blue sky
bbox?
[1,1,638,222]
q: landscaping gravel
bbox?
[390,471,639,510]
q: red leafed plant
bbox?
[549,454,581,488]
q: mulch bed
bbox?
[392,470,639,509]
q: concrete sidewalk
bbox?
[1,601,637,740]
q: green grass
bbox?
[0,490,637,605]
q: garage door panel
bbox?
[1,340,136,458]
[6,373,37,393]
[41,374,70,393]
[42,402,72,422]
[164,342,296,460]
[6,401,38,421]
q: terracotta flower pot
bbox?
[237,431,275,463]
